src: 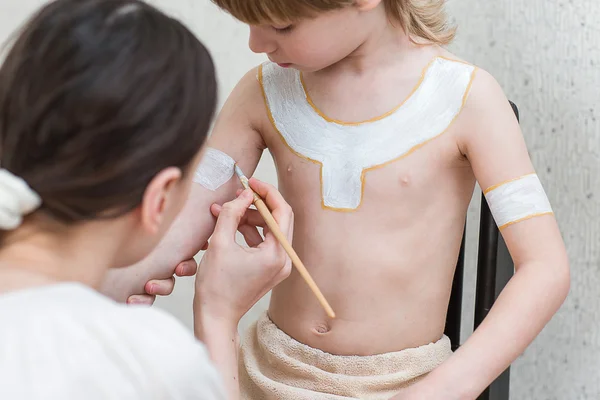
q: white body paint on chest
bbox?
[260,57,477,211]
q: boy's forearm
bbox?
[101,184,225,301]
[409,261,569,399]
[149,194,217,268]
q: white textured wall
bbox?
[2,1,599,399]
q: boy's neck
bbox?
[324,20,436,76]
[0,221,125,294]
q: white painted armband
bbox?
[483,173,553,230]
[193,147,235,191]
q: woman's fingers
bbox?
[211,202,267,247]
[212,204,266,229]
[211,190,254,248]
[238,224,264,247]
[249,178,293,243]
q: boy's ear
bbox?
[355,0,382,12]
[139,167,182,234]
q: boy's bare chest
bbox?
[263,121,472,215]
[257,57,476,211]
[260,106,468,211]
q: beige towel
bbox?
[239,312,452,399]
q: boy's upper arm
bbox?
[104,68,269,298]
[184,66,267,207]
[153,67,268,264]
[205,66,267,177]
[458,69,568,269]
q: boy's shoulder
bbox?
[415,50,510,136]
[227,65,264,102]
[464,64,512,120]
[437,49,498,88]
[216,64,272,136]
[436,49,510,115]
[437,52,519,148]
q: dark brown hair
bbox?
[0,0,217,225]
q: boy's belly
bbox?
[267,209,466,356]
[265,127,475,356]
[269,285,451,356]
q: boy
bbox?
[123,0,570,398]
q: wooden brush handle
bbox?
[253,198,336,319]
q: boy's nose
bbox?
[248,26,277,54]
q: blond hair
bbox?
[211,0,456,46]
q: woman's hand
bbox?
[192,179,293,400]
[194,178,293,327]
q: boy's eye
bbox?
[273,25,293,34]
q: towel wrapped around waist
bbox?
[239,312,452,399]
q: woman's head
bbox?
[0,0,217,263]
[212,0,455,71]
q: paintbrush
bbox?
[234,164,336,319]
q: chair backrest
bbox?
[444,101,519,400]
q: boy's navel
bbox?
[312,321,331,335]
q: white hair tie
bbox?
[0,169,42,230]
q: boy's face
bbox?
[248,6,375,72]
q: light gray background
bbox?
[1,1,598,399]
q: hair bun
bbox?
[0,169,42,230]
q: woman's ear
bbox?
[139,167,183,234]
[354,0,382,12]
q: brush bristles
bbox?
[234,163,245,178]
[234,163,250,189]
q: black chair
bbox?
[444,101,519,400]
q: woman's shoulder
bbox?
[0,282,190,341]
[0,283,225,399]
